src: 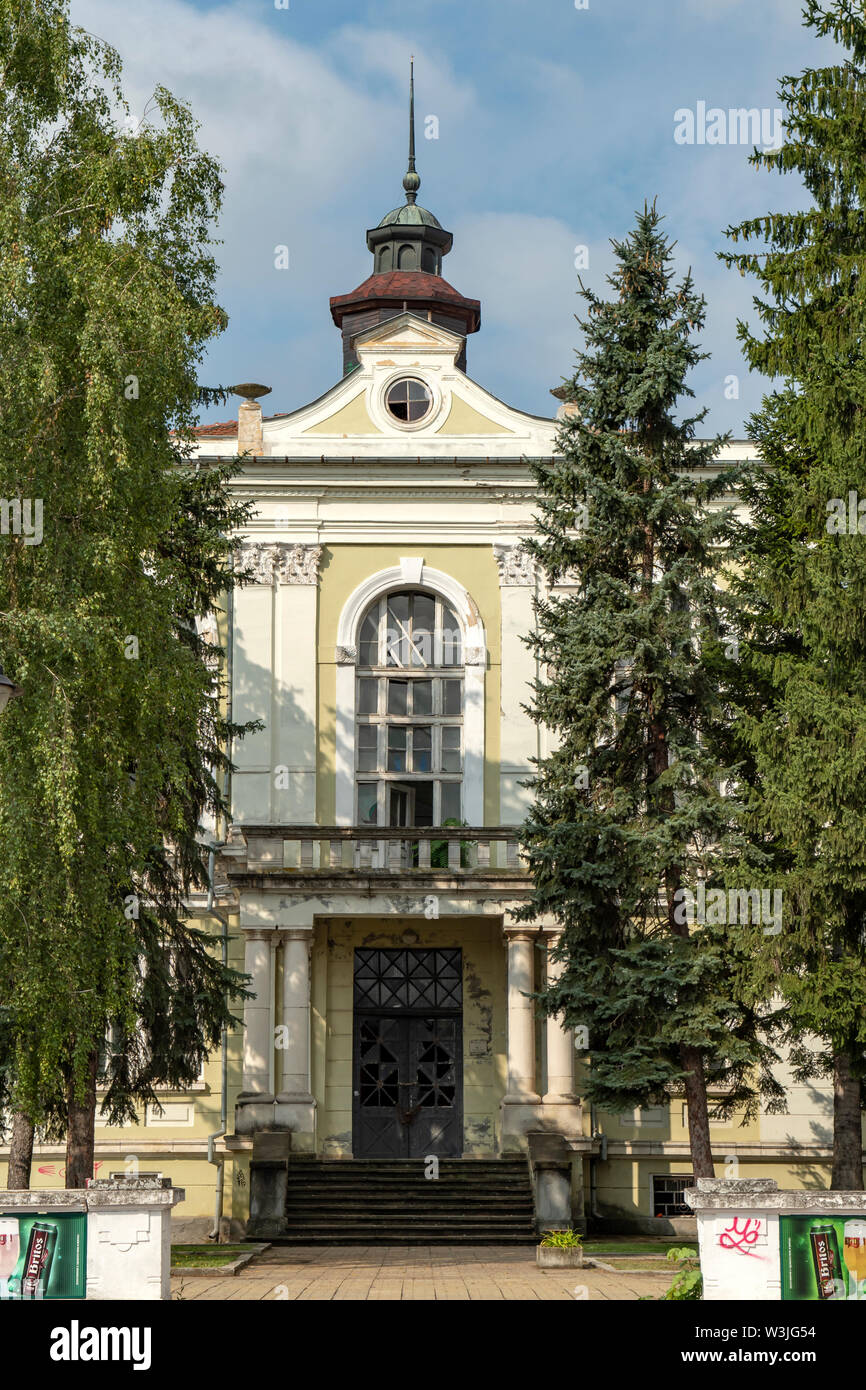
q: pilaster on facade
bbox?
[236,928,275,1135]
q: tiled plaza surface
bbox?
[171,1245,669,1301]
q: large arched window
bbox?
[355,590,463,827]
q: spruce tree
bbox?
[721,0,866,1188]
[519,204,783,1179]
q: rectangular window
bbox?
[441,726,461,772]
[440,782,461,823]
[358,677,378,715]
[651,1175,694,1218]
[387,726,407,772]
[413,679,433,715]
[357,725,378,772]
[357,783,378,825]
[387,679,408,715]
[443,679,463,715]
[412,726,432,773]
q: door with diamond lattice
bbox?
[352,948,463,1158]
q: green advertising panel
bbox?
[0,1213,87,1300]
[780,1215,866,1301]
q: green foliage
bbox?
[661,1247,703,1301]
[720,0,866,1167]
[539,1228,584,1248]
[0,0,252,1129]
[518,203,784,1160]
[430,818,471,869]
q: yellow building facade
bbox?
[1,145,842,1242]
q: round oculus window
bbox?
[385,377,432,424]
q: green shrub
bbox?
[539,1228,584,1248]
[660,1246,703,1300]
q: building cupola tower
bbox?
[330,58,481,374]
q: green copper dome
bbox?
[378,202,443,229]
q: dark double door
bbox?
[352,948,462,1159]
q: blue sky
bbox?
[73,0,835,436]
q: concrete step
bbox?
[285,1207,534,1220]
[270,1156,537,1244]
[287,1184,530,1195]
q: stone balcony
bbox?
[222,824,529,890]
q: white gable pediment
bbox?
[197,310,558,459]
[354,313,465,365]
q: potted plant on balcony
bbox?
[536,1229,585,1268]
[430,818,472,869]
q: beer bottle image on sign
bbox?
[6,1222,58,1299]
[843,1221,866,1299]
[809,1225,844,1300]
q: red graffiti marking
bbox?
[719,1217,763,1255]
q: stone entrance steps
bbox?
[274,1157,538,1245]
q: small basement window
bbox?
[651,1174,694,1218]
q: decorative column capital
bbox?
[234,542,322,586]
[279,543,322,585]
[241,927,271,943]
[503,925,541,944]
[494,543,536,587]
[541,925,565,941]
[235,543,280,586]
[335,643,357,665]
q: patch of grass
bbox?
[599,1257,673,1271]
[582,1238,673,1256]
[171,1244,251,1269]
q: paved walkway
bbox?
[172,1246,669,1301]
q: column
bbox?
[236,929,275,1135]
[503,929,541,1103]
[240,931,273,1096]
[274,928,317,1149]
[543,931,576,1102]
[500,927,542,1151]
[277,930,314,1099]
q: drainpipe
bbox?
[206,844,229,1242]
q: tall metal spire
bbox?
[403,55,420,204]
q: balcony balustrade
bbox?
[232,824,526,875]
